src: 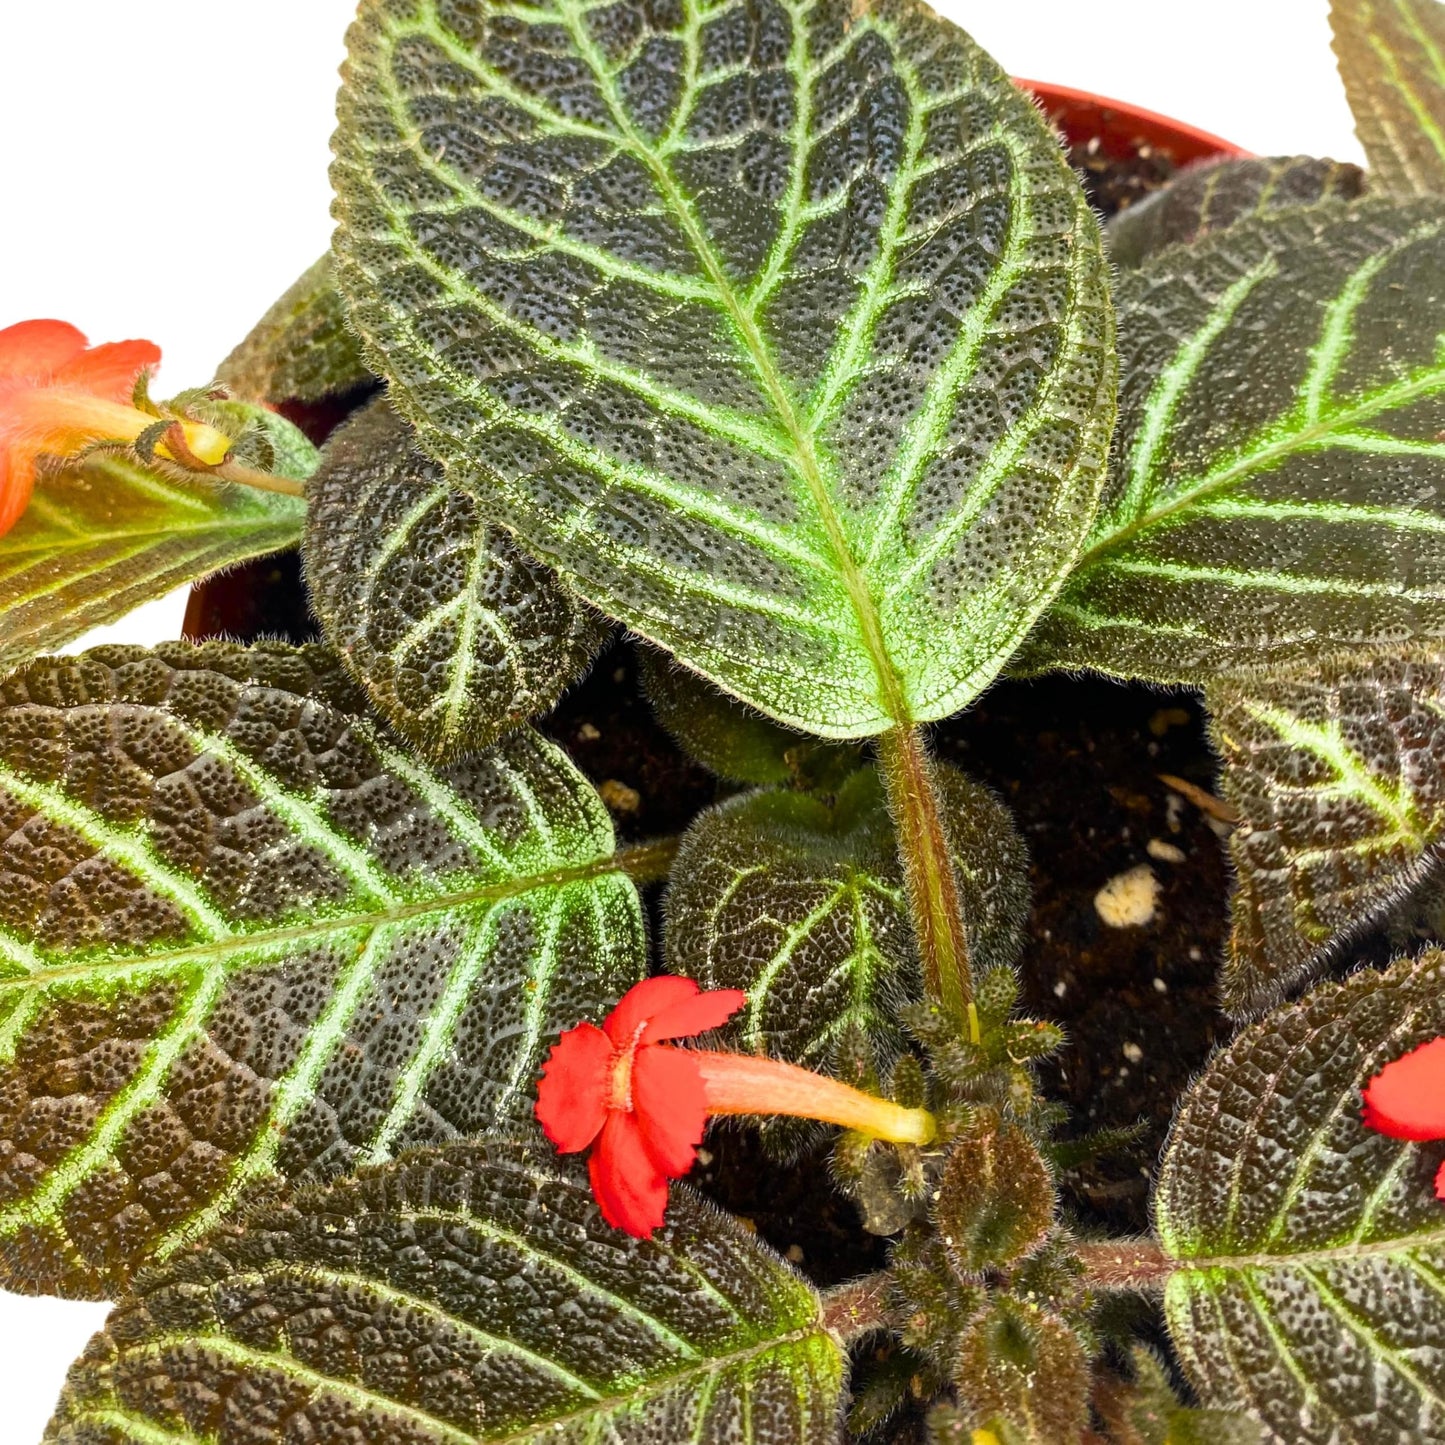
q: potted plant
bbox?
[3,1,1445,1442]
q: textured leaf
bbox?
[0,643,643,1298]
[640,646,852,786]
[216,255,372,402]
[935,1120,1055,1276]
[45,1139,845,1445]
[1018,200,1445,684]
[1209,649,1445,1013]
[1106,156,1366,269]
[1332,0,1445,196]
[331,0,1115,737]
[666,765,1027,1069]
[1157,951,1445,1445]
[0,456,303,678]
[305,398,607,759]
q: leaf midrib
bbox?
[0,851,630,995]
[554,0,912,727]
[1169,1221,1445,1274]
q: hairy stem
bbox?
[820,1270,896,1343]
[613,835,679,886]
[215,461,308,499]
[1074,1237,1175,1292]
[877,725,977,1040]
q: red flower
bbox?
[536,975,936,1238]
[1362,1037,1445,1201]
[0,319,231,538]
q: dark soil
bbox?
[185,135,1237,1431]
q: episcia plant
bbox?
[9,0,1445,1438]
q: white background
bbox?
[0,1,1367,1437]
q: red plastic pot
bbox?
[184,85,1250,643]
[1019,78,1251,166]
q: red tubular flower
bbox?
[0,319,232,537]
[536,976,937,1237]
[1362,1037,1445,1201]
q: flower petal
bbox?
[641,987,747,1044]
[1436,1159,1445,1204]
[0,321,88,382]
[55,340,162,405]
[0,444,35,539]
[603,976,702,1046]
[589,1109,670,1237]
[1362,1037,1445,1142]
[535,1021,612,1153]
[631,1043,707,1178]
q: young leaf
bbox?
[331,0,1115,737]
[1331,0,1445,196]
[1106,156,1365,269]
[45,1139,846,1445]
[0,455,303,678]
[1018,200,1445,684]
[305,398,608,759]
[666,765,1027,1070]
[1156,950,1445,1444]
[216,255,372,402]
[0,643,643,1298]
[1209,649,1445,1014]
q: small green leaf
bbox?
[305,398,608,759]
[0,643,643,1298]
[1157,951,1445,1444]
[935,1120,1055,1275]
[666,764,1027,1070]
[216,255,372,402]
[1018,200,1445,684]
[45,1139,846,1445]
[1208,649,1445,1013]
[1331,0,1445,195]
[1097,1348,1262,1445]
[331,0,1115,737]
[1107,156,1365,268]
[0,456,303,677]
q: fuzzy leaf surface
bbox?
[1209,650,1445,1014]
[45,1139,844,1445]
[1019,201,1445,683]
[0,643,643,1298]
[1106,156,1365,269]
[0,456,303,678]
[1157,951,1445,1444]
[331,0,1114,736]
[1331,0,1445,195]
[216,255,372,402]
[666,765,1026,1068]
[305,398,607,758]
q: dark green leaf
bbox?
[1157,951,1445,1444]
[331,0,1115,737]
[0,643,643,1298]
[1208,649,1445,1013]
[1331,0,1445,195]
[216,255,373,403]
[665,765,1027,1069]
[1106,156,1365,268]
[936,1121,1055,1275]
[0,456,303,678]
[1097,1347,1262,1445]
[305,398,608,759]
[1018,200,1445,684]
[45,1139,845,1444]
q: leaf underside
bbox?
[666,764,1027,1071]
[331,0,1114,737]
[0,457,303,679]
[45,1140,845,1445]
[0,643,643,1299]
[1331,0,1445,196]
[216,255,374,403]
[305,398,608,759]
[1209,649,1445,1014]
[1156,950,1445,1445]
[1018,200,1445,684]
[1105,155,1366,269]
